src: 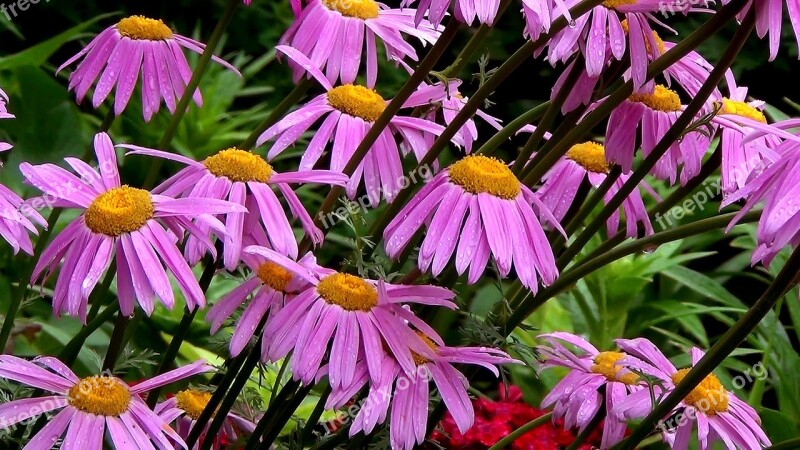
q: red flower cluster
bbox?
[429,386,603,449]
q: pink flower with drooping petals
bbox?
[206,250,318,356]
[605,84,710,185]
[537,332,643,450]
[157,389,256,450]
[246,245,457,390]
[259,46,454,206]
[20,132,247,322]
[0,88,46,255]
[280,0,440,87]
[614,338,771,450]
[384,154,561,292]
[124,143,347,269]
[723,0,800,61]
[58,16,239,122]
[401,0,502,26]
[537,141,655,238]
[327,341,519,450]
[0,356,212,450]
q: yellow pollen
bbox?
[323,0,380,19]
[718,98,767,123]
[116,16,174,41]
[603,0,637,9]
[85,186,154,236]
[316,273,378,312]
[671,369,730,415]
[620,20,666,54]
[257,262,293,293]
[411,332,438,366]
[203,148,273,183]
[567,142,610,174]
[327,85,386,122]
[68,376,131,416]
[175,390,213,421]
[448,155,521,200]
[590,351,640,385]
[629,84,682,112]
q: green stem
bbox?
[504,210,761,333]
[487,412,553,450]
[553,0,752,271]
[615,243,800,449]
[299,385,333,447]
[102,311,131,371]
[58,304,120,366]
[143,0,240,188]
[298,17,463,255]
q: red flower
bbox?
[429,385,604,450]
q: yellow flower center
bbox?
[316,273,378,312]
[257,262,293,293]
[629,84,682,112]
[203,148,273,183]
[116,16,174,41]
[175,389,213,421]
[590,351,640,385]
[323,0,380,19]
[412,333,438,366]
[448,155,521,200]
[603,0,637,9]
[68,376,131,416]
[327,85,386,122]
[567,142,610,174]
[620,20,666,54]
[718,98,767,123]
[85,186,154,236]
[671,369,730,415]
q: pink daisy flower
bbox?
[247,245,457,389]
[401,0,502,26]
[614,338,771,450]
[20,132,246,322]
[384,154,560,292]
[206,249,317,357]
[57,16,239,122]
[156,389,256,449]
[722,140,800,266]
[537,332,643,449]
[537,141,655,238]
[327,338,518,450]
[280,0,440,87]
[0,90,46,255]
[0,356,213,449]
[259,46,451,206]
[605,84,710,185]
[712,72,788,197]
[537,0,704,89]
[124,143,347,269]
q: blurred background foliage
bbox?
[1,0,799,447]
